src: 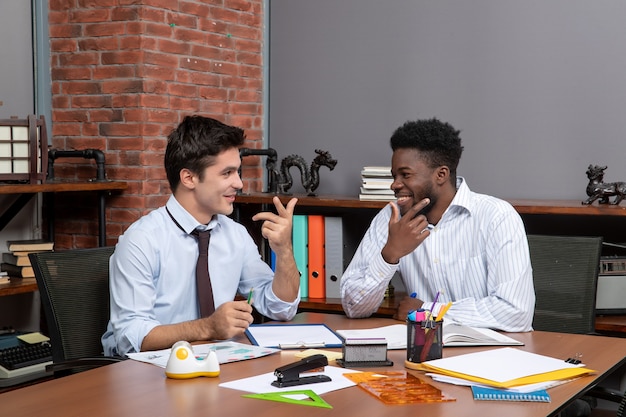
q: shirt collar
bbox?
[443,176,474,218]
[165,195,219,233]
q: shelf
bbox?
[0,180,128,195]
[235,193,387,209]
[508,199,626,217]
[298,293,403,317]
[0,278,38,297]
[236,193,626,217]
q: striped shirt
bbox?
[341,178,535,332]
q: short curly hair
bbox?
[390,118,464,178]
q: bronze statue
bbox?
[582,164,626,205]
[277,149,337,196]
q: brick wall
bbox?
[47,0,265,249]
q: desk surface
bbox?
[2,313,626,417]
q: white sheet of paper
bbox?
[127,341,279,368]
[245,324,343,348]
[219,365,360,395]
[423,347,585,383]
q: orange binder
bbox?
[307,214,325,298]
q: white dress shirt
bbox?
[102,196,299,356]
[341,178,535,332]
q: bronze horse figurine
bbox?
[277,149,337,196]
[582,164,626,205]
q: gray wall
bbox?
[268,0,626,200]
[0,0,34,119]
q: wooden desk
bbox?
[2,313,626,417]
[0,180,127,247]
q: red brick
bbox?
[111,7,139,22]
[235,39,261,54]
[144,52,179,69]
[198,86,228,100]
[84,22,127,37]
[101,51,144,65]
[175,27,207,44]
[51,39,78,52]
[93,66,137,80]
[70,9,111,22]
[64,81,102,95]
[158,39,191,56]
[139,6,167,23]
[101,80,144,94]
[66,137,108,151]
[144,21,175,38]
[73,95,113,108]
[50,24,82,38]
[53,110,90,122]
[179,1,211,19]
[169,97,201,112]
[52,67,93,81]
[210,7,240,24]
[120,35,146,50]
[79,0,118,8]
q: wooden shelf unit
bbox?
[237,193,626,216]
[235,193,626,335]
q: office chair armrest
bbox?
[45,356,125,373]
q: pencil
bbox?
[247,288,254,304]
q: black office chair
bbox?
[528,235,626,416]
[29,247,123,376]
[528,234,602,335]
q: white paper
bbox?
[423,347,585,383]
[442,322,524,346]
[127,341,279,368]
[219,365,360,395]
[426,373,579,393]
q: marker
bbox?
[247,288,254,304]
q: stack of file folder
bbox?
[418,347,595,402]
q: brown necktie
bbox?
[191,229,215,317]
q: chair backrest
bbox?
[527,234,602,334]
[29,247,114,365]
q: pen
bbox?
[247,288,254,304]
[428,290,442,320]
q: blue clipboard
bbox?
[245,323,344,349]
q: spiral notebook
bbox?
[471,386,551,402]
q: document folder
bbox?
[245,323,343,349]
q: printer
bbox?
[596,257,626,314]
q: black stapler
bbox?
[271,354,331,388]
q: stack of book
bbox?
[1,239,54,279]
[359,166,395,201]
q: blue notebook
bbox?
[471,386,551,402]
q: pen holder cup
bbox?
[405,319,443,367]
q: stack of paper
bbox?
[418,347,595,389]
[359,166,394,201]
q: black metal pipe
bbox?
[47,149,107,181]
[238,147,278,193]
